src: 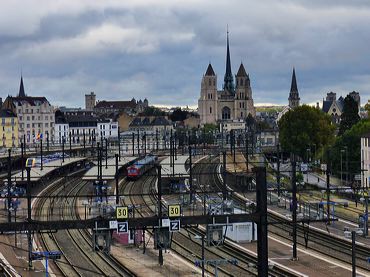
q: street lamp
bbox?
[340,149,345,186]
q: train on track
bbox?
[127,155,158,180]
[25,153,69,168]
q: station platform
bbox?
[11,157,87,182]
[160,155,189,178]
[83,156,136,181]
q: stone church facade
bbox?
[198,33,255,126]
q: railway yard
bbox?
[0,144,369,277]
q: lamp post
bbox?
[344,146,349,184]
[340,149,345,186]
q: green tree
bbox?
[338,95,360,135]
[139,106,166,116]
[278,105,335,159]
[329,119,370,180]
[169,108,189,122]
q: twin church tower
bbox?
[198,32,256,125]
[198,31,300,126]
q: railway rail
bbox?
[195,156,370,273]
[120,168,299,276]
[33,175,136,277]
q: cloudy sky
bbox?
[0,0,369,108]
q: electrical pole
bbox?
[326,151,331,225]
[222,151,227,201]
[105,138,108,169]
[62,137,65,163]
[7,149,11,223]
[291,155,298,260]
[115,154,119,205]
[40,139,43,171]
[277,144,281,197]
[26,167,33,270]
[352,231,356,277]
[132,132,135,156]
[83,130,86,157]
[254,166,268,276]
[137,130,140,156]
[118,127,121,161]
[157,165,163,266]
[21,142,24,181]
[189,146,193,204]
[69,132,72,157]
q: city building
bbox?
[2,77,55,145]
[198,32,255,126]
[85,92,96,111]
[93,97,149,115]
[322,91,360,124]
[361,133,370,188]
[54,110,118,144]
[0,109,18,148]
[128,116,173,133]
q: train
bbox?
[25,153,69,168]
[127,155,158,180]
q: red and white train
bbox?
[127,155,158,180]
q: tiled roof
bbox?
[11,96,50,106]
[0,109,17,118]
[95,100,136,109]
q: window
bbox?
[210,107,212,114]
[27,116,30,121]
[32,116,35,120]
[45,115,48,120]
[241,112,243,117]
[222,106,231,120]
[45,123,49,127]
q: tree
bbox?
[329,119,370,180]
[139,106,166,116]
[169,108,189,122]
[338,95,360,135]
[278,105,335,159]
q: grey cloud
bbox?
[0,0,370,108]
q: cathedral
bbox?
[198,32,256,126]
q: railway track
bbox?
[33,175,136,277]
[120,168,298,276]
[195,156,370,273]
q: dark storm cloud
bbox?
[0,1,369,108]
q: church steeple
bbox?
[19,76,26,97]
[290,67,298,93]
[288,67,300,108]
[223,29,234,92]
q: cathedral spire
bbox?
[288,67,300,108]
[223,28,234,92]
[19,75,26,97]
[290,67,298,92]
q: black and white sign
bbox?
[117,222,128,234]
[169,220,180,232]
